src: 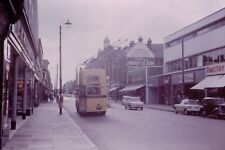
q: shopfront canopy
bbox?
[191,75,223,90]
[205,75,225,88]
[109,87,118,92]
[119,85,144,92]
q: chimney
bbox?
[147,38,152,49]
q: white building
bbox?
[162,8,225,104]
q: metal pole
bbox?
[12,56,19,129]
[22,67,27,120]
[59,25,63,115]
[145,66,148,104]
[181,39,185,98]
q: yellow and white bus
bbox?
[76,68,107,116]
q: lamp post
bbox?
[59,19,72,115]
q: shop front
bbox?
[147,76,160,104]
[119,85,145,103]
[159,75,172,105]
[159,69,204,105]
[122,66,163,104]
[191,62,225,99]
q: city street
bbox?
[63,97,225,150]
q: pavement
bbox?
[2,102,98,150]
[110,100,174,112]
[144,104,174,112]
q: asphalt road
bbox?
[63,97,225,150]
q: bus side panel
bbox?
[86,97,107,112]
[77,98,87,113]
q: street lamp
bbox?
[59,19,72,115]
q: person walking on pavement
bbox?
[50,93,54,103]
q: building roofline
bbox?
[164,7,225,43]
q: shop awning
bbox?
[191,75,223,90]
[205,75,225,88]
[109,87,118,92]
[119,85,144,92]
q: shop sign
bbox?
[128,57,154,66]
[164,76,170,84]
[205,62,225,76]
[178,73,194,83]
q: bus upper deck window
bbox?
[87,87,100,96]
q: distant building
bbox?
[43,59,52,91]
[85,36,164,103]
[63,80,77,94]
[121,37,164,104]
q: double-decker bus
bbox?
[76,68,107,116]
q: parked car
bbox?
[200,97,225,118]
[124,96,144,110]
[174,99,202,115]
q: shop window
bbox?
[197,55,203,67]
[220,55,225,62]
[177,60,181,71]
[191,55,198,68]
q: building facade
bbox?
[162,8,225,105]
[84,36,163,103]
[0,1,52,148]
[85,36,127,89]
[121,37,163,104]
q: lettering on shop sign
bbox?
[128,57,154,66]
[164,76,170,84]
[178,73,194,83]
[206,63,225,76]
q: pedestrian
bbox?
[50,94,53,103]
[56,94,59,103]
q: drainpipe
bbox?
[22,67,27,119]
[11,56,19,130]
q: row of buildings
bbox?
[0,1,52,148]
[84,8,225,105]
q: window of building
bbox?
[192,55,198,67]
[184,58,189,69]
[202,48,225,66]
[177,60,181,71]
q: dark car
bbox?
[200,97,225,118]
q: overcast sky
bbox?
[38,0,225,86]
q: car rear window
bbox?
[187,100,198,105]
[130,97,140,101]
[213,99,225,105]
